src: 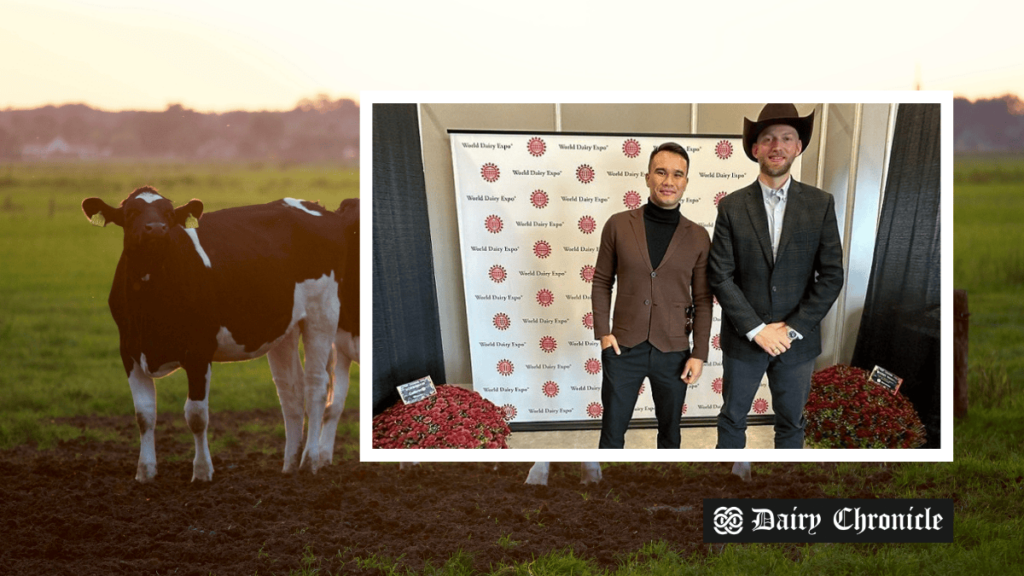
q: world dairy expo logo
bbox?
[638,382,646,395]
[712,377,723,394]
[489,265,507,283]
[531,189,549,209]
[580,264,595,283]
[682,403,687,415]
[542,381,559,398]
[586,402,603,418]
[753,398,769,414]
[712,333,722,351]
[714,507,744,535]
[578,215,597,234]
[622,138,641,158]
[539,335,558,353]
[585,358,602,375]
[527,137,546,157]
[714,191,728,207]
[493,312,511,330]
[533,240,552,259]
[582,312,594,329]
[481,163,500,183]
[501,404,517,421]
[576,164,595,184]
[484,214,503,234]
[715,140,734,160]
[496,359,514,376]
[624,190,642,209]
[536,288,554,307]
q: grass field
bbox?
[0,162,360,448]
[2,159,1022,574]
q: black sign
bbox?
[397,376,437,405]
[870,365,904,394]
[703,499,953,543]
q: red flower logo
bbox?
[539,335,557,353]
[496,359,514,376]
[624,190,642,209]
[713,295,719,308]
[481,163,500,183]
[531,189,549,209]
[493,312,511,331]
[586,402,603,418]
[715,140,733,160]
[578,215,596,234]
[622,139,641,158]
[582,312,594,329]
[712,333,722,351]
[527,137,546,157]
[638,382,646,395]
[580,264,595,283]
[714,191,728,206]
[536,288,554,307]
[502,404,517,421]
[484,214,503,234]
[753,398,769,414]
[712,377,723,394]
[542,381,559,398]
[533,240,552,259]
[681,403,687,415]
[576,164,595,184]
[489,265,507,283]
[585,358,601,375]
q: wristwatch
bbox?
[787,327,801,341]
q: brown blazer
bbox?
[591,207,712,359]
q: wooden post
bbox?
[954,290,969,418]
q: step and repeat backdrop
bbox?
[451,131,790,428]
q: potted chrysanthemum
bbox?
[804,365,927,449]
[372,385,511,449]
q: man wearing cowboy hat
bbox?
[709,104,844,449]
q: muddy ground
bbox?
[1,410,889,575]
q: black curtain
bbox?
[851,103,942,447]
[372,104,447,414]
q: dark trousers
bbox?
[716,352,816,449]
[599,340,690,449]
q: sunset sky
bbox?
[3,0,1021,112]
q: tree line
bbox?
[0,95,358,163]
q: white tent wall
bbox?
[415,102,895,390]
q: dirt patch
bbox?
[0,410,877,574]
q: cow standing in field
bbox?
[83,187,359,483]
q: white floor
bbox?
[506,424,775,449]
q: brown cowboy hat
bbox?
[742,103,815,162]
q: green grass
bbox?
[0,162,359,448]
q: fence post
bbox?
[954,290,969,418]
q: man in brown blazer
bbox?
[592,142,713,449]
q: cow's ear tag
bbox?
[90,213,105,227]
[185,215,199,229]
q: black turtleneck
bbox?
[643,202,681,270]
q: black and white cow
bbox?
[83,187,359,483]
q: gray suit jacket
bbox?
[708,179,844,363]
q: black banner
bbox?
[703,499,954,543]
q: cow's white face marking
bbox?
[135,192,165,204]
[283,198,322,216]
[183,228,212,268]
